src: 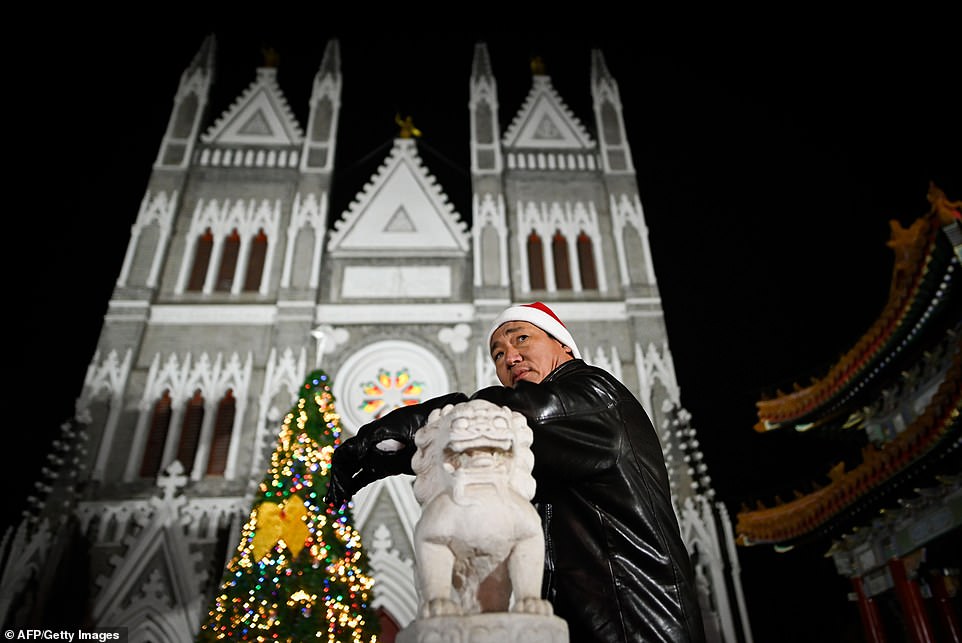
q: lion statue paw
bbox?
[422,597,461,618]
[512,597,555,616]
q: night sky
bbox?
[11,16,961,642]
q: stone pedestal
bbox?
[397,613,569,643]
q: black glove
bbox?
[324,437,376,508]
[324,392,468,506]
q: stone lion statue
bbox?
[409,399,553,619]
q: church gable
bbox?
[201,67,304,145]
[327,138,469,254]
[91,465,208,625]
[502,76,595,150]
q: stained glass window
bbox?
[216,229,241,292]
[334,340,450,436]
[553,230,572,290]
[141,390,172,477]
[578,231,598,290]
[358,368,424,419]
[528,231,546,290]
[187,228,214,291]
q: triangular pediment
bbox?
[384,206,416,232]
[503,75,594,150]
[201,67,303,145]
[328,138,469,254]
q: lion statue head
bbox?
[411,399,535,506]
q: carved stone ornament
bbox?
[398,399,569,643]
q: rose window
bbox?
[359,368,424,418]
[334,339,450,437]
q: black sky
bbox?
[11,16,962,642]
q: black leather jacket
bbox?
[326,359,705,643]
[470,359,705,643]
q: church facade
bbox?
[1,36,752,642]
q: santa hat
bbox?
[487,302,581,359]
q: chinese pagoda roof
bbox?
[735,185,962,548]
[736,339,961,547]
[754,184,962,433]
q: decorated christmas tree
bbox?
[198,370,380,642]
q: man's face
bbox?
[489,321,573,387]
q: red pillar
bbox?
[852,576,888,643]
[929,569,961,643]
[888,557,937,643]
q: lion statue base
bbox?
[397,613,569,643]
[398,399,568,642]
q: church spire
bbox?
[471,41,494,80]
[468,41,509,297]
[590,49,634,174]
[301,38,341,172]
[590,48,658,300]
[469,42,502,174]
[186,33,217,83]
[316,38,340,80]
[153,34,216,168]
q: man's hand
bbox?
[324,438,372,506]
[324,421,419,506]
[323,392,470,506]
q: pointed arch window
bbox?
[577,232,598,290]
[311,98,333,140]
[172,94,198,139]
[206,389,236,476]
[552,231,572,290]
[176,390,205,472]
[216,229,241,292]
[527,232,545,290]
[600,103,623,145]
[187,228,214,292]
[377,608,401,642]
[140,390,172,477]
[475,103,494,144]
[243,229,268,292]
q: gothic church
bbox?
[2,35,752,643]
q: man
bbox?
[325,302,705,643]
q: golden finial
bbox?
[261,46,280,68]
[530,55,546,76]
[395,114,422,139]
[927,181,962,225]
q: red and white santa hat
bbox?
[487,302,581,359]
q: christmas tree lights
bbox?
[198,370,380,642]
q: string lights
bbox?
[198,370,380,642]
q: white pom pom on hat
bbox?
[487,301,581,359]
